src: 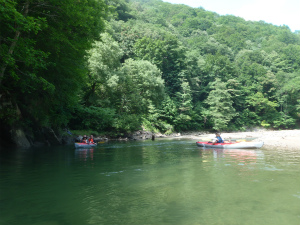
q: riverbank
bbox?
[168,130,300,150]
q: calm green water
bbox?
[0,139,300,225]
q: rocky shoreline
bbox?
[91,129,300,151]
[74,129,300,150]
[2,126,299,150]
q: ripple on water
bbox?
[262,165,284,171]
[101,171,125,176]
[293,192,300,199]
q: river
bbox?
[0,139,299,225]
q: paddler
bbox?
[212,132,224,144]
[81,135,88,143]
[88,135,95,144]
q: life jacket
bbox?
[216,136,224,143]
[81,139,88,143]
[88,138,94,143]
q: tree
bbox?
[85,33,123,106]
[246,92,278,125]
[0,0,47,86]
[204,53,236,82]
[115,59,165,114]
[275,71,300,121]
[134,34,186,94]
[205,79,236,131]
[0,0,108,128]
[174,79,193,130]
[160,96,178,124]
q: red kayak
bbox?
[196,141,264,149]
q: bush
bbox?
[272,112,296,128]
[113,114,142,133]
[69,106,115,132]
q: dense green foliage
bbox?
[0,0,108,128]
[1,0,300,136]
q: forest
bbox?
[1,0,300,144]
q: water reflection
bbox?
[75,148,94,161]
[200,148,263,162]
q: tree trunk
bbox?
[0,1,29,85]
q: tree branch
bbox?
[0,1,29,85]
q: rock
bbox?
[0,94,31,148]
[10,127,31,148]
[61,135,74,145]
[131,130,154,140]
[42,127,61,145]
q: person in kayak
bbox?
[212,132,224,144]
[81,135,88,143]
[88,135,95,144]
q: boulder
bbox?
[10,127,31,148]
[131,131,154,140]
[42,127,61,145]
